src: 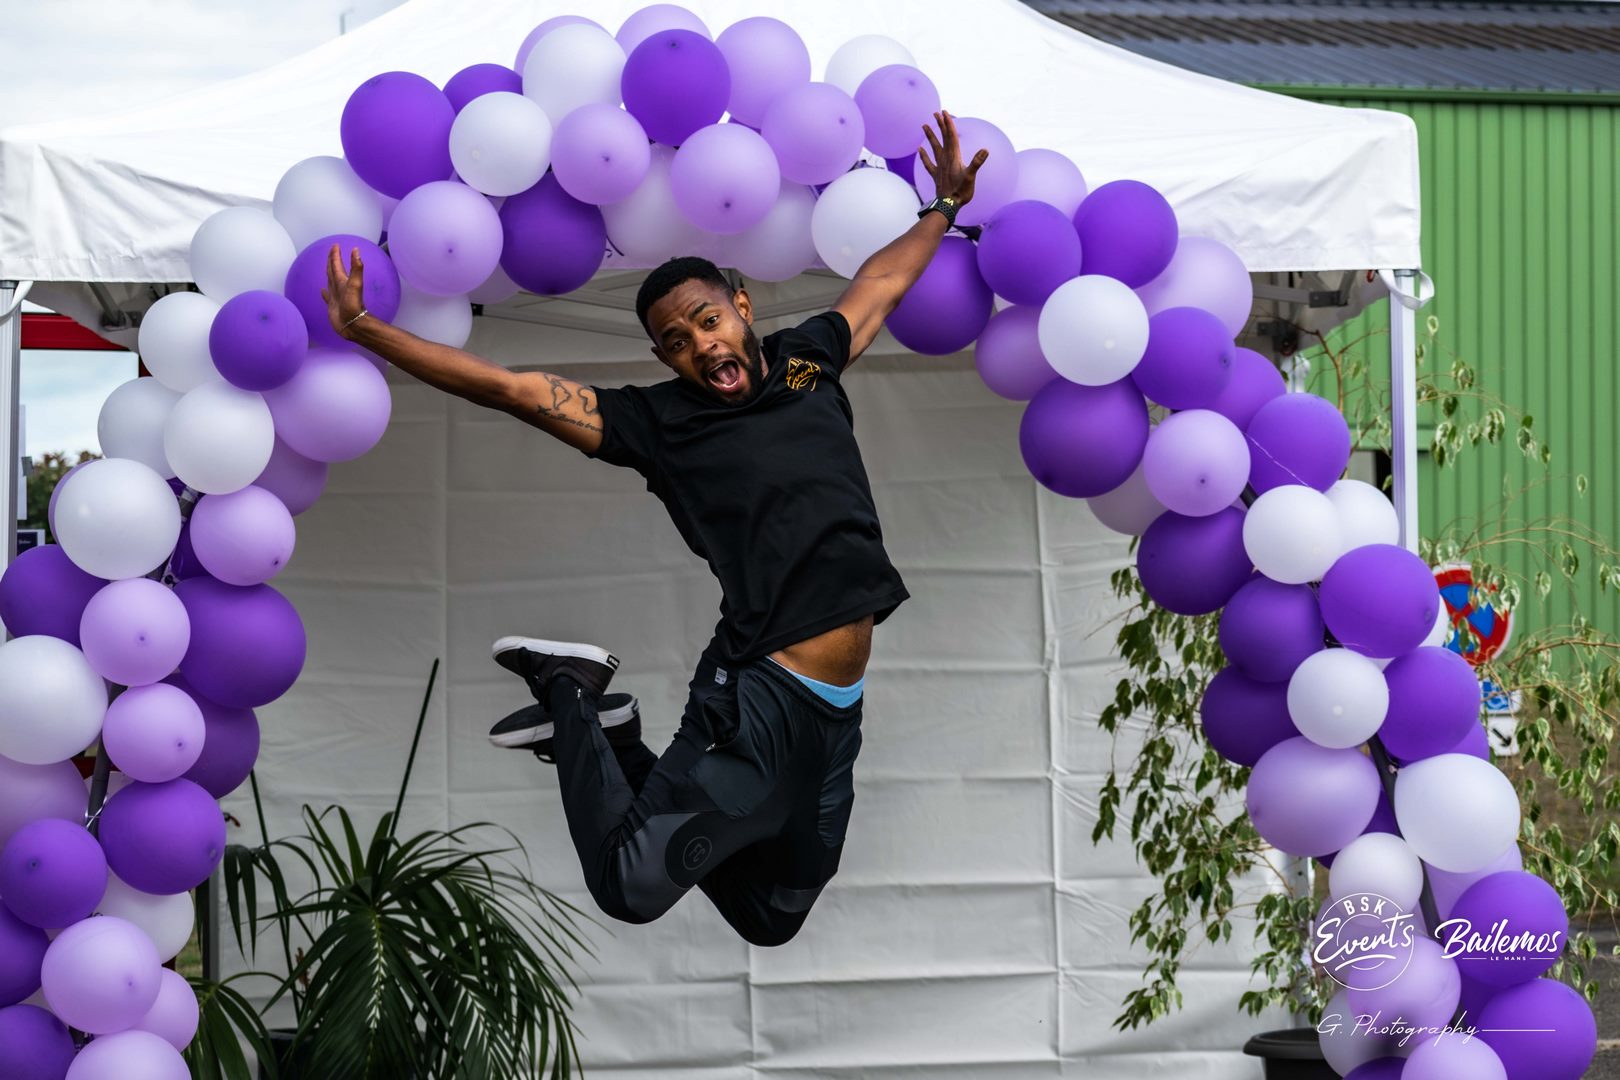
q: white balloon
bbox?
[1319,989,1412,1074]
[1327,478,1400,555]
[189,207,296,302]
[1242,485,1342,584]
[725,182,818,282]
[53,458,181,580]
[450,92,553,197]
[0,637,107,765]
[1328,833,1425,911]
[1010,148,1088,218]
[1087,460,1167,536]
[272,155,385,251]
[95,874,195,963]
[0,755,88,849]
[1422,605,1453,649]
[603,145,707,264]
[824,34,915,96]
[138,292,222,393]
[1287,648,1389,749]
[1395,753,1521,873]
[1037,275,1149,385]
[163,381,275,495]
[523,23,626,127]
[97,378,180,478]
[394,283,474,348]
[810,167,919,279]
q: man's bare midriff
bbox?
[769,615,874,687]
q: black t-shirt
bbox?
[586,311,908,663]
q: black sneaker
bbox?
[491,635,620,700]
[488,693,640,761]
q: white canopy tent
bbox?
[0,2,1426,1075]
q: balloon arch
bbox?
[0,6,1594,1076]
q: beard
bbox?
[706,323,767,408]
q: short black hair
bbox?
[636,256,732,336]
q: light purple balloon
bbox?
[0,1003,73,1077]
[253,436,328,516]
[974,306,1057,401]
[1141,409,1250,517]
[855,64,939,158]
[1478,978,1597,1080]
[40,914,160,1034]
[515,15,602,71]
[189,486,296,586]
[1319,544,1440,658]
[1132,307,1235,410]
[1245,392,1353,493]
[1446,871,1568,987]
[387,181,504,297]
[499,175,606,295]
[442,63,522,114]
[670,123,781,234]
[1348,937,1461,1034]
[284,234,400,349]
[1210,346,1286,432]
[1074,180,1178,288]
[101,682,205,784]
[1245,736,1381,856]
[911,116,1016,226]
[1019,377,1149,499]
[886,235,993,356]
[550,105,652,206]
[133,967,199,1051]
[1011,148,1087,218]
[621,30,730,146]
[97,779,225,895]
[0,819,106,929]
[174,578,305,709]
[62,1029,188,1079]
[0,544,105,646]
[976,200,1083,306]
[1137,236,1255,338]
[1402,1037,1506,1080]
[79,579,190,687]
[1219,577,1324,683]
[1086,462,1167,536]
[167,675,258,799]
[764,82,866,187]
[339,71,455,199]
[0,756,87,855]
[264,347,392,463]
[617,4,709,53]
[208,290,308,392]
[0,906,49,1007]
[1137,507,1254,616]
[716,16,809,127]
[1427,844,1522,918]
[1200,668,1294,766]
[1380,647,1479,762]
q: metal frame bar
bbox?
[1388,268,1423,550]
[0,281,26,572]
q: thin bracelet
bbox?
[341,308,370,332]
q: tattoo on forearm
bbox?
[533,375,603,432]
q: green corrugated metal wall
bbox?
[1296,95,1620,637]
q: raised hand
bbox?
[321,243,368,339]
[918,110,989,206]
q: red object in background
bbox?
[20,313,124,351]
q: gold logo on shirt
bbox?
[785,357,820,391]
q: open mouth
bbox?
[705,358,745,394]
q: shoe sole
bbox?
[488,698,639,749]
[491,635,620,696]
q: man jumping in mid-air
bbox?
[324,113,986,946]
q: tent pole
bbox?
[1389,268,1423,551]
[0,280,27,571]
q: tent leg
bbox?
[0,281,24,571]
[1389,268,1422,551]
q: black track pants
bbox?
[547,644,863,947]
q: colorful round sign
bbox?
[1435,561,1512,666]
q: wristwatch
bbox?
[917,195,960,227]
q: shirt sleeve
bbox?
[780,311,853,376]
[585,384,660,473]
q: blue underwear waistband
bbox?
[766,658,864,708]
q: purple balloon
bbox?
[885,153,917,189]
[169,675,259,800]
[264,347,392,464]
[1478,979,1597,1080]
[208,290,308,392]
[1073,180,1178,288]
[1245,392,1353,493]
[443,63,522,114]
[1211,347,1286,432]
[0,1004,73,1079]
[1219,577,1324,683]
[1380,647,1480,761]
[1137,236,1255,339]
[135,966,199,1051]
[764,81,866,187]
[515,15,601,71]
[1444,872,1568,988]
[188,486,296,586]
[1320,544,1440,658]
[499,175,607,296]
[1019,378,1149,499]
[78,579,190,687]
[97,779,225,894]
[1443,719,1491,760]
[1199,668,1295,766]
[0,818,107,929]
[102,682,205,784]
[621,30,730,146]
[1403,1034,1506,1080]
[976,200,1083,306]
[550,104,653,206]
[670,123,781,234]
[910,117,1015,225]
[1428,845,1523,919]
[284,234,400,348]
[0,544,105,645]
[974,306,1057,401]
[886,235,993,356]
[1246,736,1381,857]
[0,906,48,1007]
[1132,307,1235,410]
[174,578,305,709]
[1137,508,1254,616]
[1347,936,1460,1034]
[1457,970,1501,1020]
[167,521,207,581]
[716,16,811,128]
[253,436,328,516]
[387,181,504,297]
[339,71,454,199]
[1343,1061,1405,1080]
[1141,409,1250,517]
[855,64,939,159]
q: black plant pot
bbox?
[1242,1027,1338,1079]
[259,1027,419,1079]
